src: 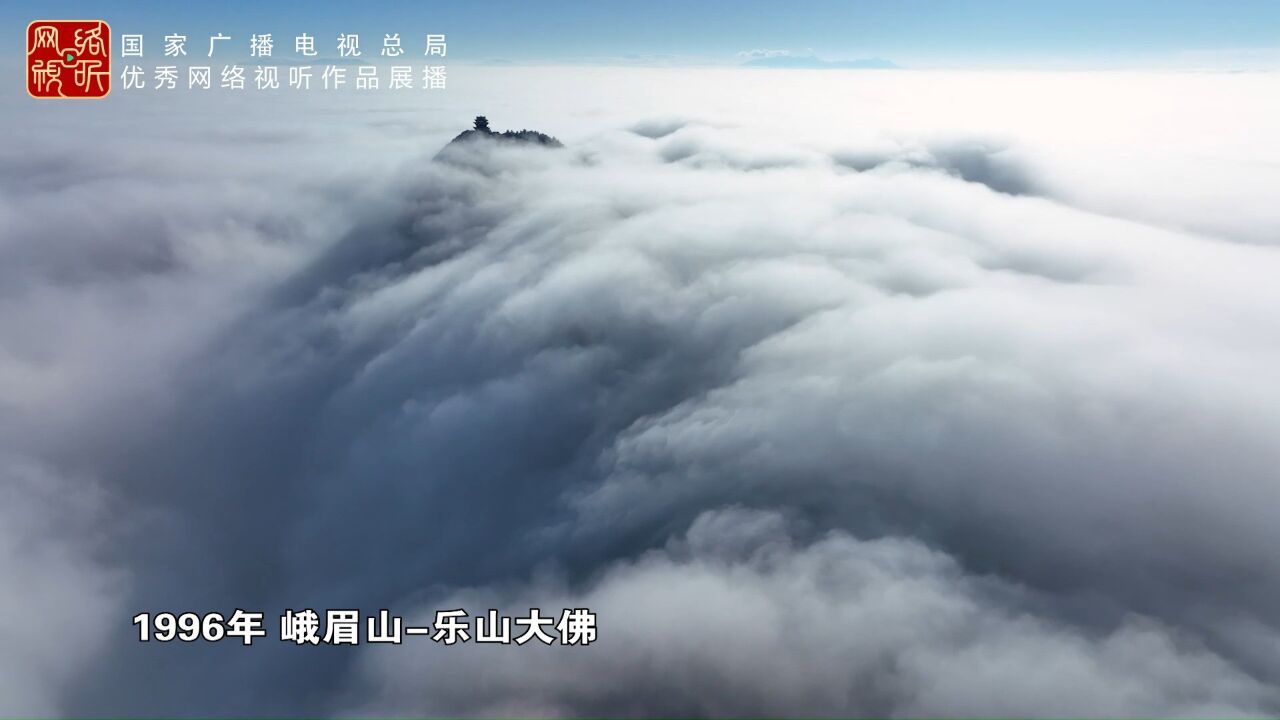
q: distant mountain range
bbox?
[743,55,899,69]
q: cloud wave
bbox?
[3,70,1280,716]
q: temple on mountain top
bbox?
[444,116,563,149]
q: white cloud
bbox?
[0,458,124,716]
[350,508,1277,717]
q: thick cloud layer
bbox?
[352,509,1276,717]
[0,458,122,715]
[2,69,1279,716]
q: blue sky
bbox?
[8,0,1280,67]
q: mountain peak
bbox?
[447,116,563,149]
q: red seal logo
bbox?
[27,20,111,99]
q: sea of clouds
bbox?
[2,67,1279,716]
